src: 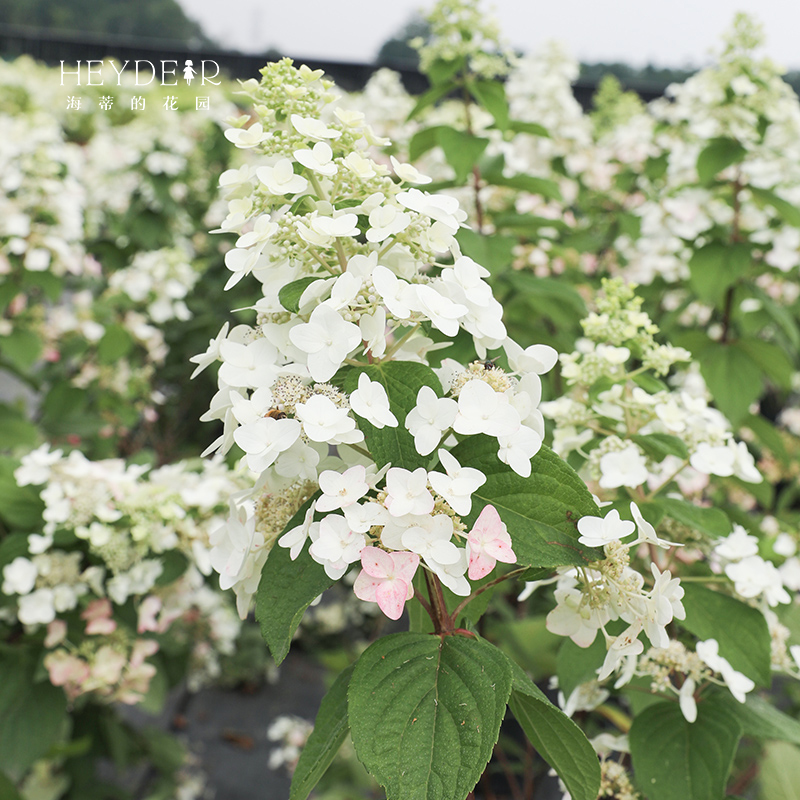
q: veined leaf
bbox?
[630,697,742,800]
[507,659,601,800]
[452,437,603,568]
[680,583,771,686]
[290,664,354,800]
[342,361,441,471]
[255,495,332,665]
[348,632,512,800]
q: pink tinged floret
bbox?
[353,546,419,620]
[466,505,516,580]
[82,598,117,635]
[137,595,163,633]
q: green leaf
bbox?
[342,361,440,470]
[0,533,30,573]
[689,339,764,427]
[680,583,771,686]
[696,137,747,184]
[426,57,465,88]
[507,660,601,800]
[254,496,333,665]
[654,497,732,538]
[491,173,563,202]
[452,437,603,569]
[456,229,517,274]
[97,324,134,364]
[468,80,509,130]
[436,128,490,184]
[0,404,38,451]
[505,119,550,138]
[751,286,800,351]
[0,646,69,775]
[750,186,800,228]
[737,337,793,389]
[1,329,41,371]
[0,457,45,530]
[718,692,800,745]
[759,742,800,800]
[629,697,742,800]
[744,413,789,462]
[0,771,22,800]
[687,243,751,303]
[290,663,354,800]
[556,636,608,698]
[279,276,326,313]
[407,84,454,121]
[348,632,512,800]
[631,433,689,462]
[409,126,449,162]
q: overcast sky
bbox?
[176,0,800,69]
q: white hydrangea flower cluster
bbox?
[618,14,800,286]
[0,111,86,285]
[410,0,513,80]
[107,245,198,324]
[196,59,561,620]
[2,444,249,703]
[541,279,762,492]
[711,524,793,608]
[524,503,685,684]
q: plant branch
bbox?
[449,567,529,624]
[424,570,453,634]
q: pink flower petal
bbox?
[353,569,381,603]
[470,504,506,541]
[360,546,394,579]
[467,545,496,580]
[390,551,420,584]
[484,538,516,563]
[376,578,409,620]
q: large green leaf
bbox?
[290,664,354,800]
[556,636,608,698]
[408,126,489,183]
[254,496,332,665]
[687,243,750,303]
[436,128,490,184]
[694,339,764,426]
[750,186,800,228]
[0,771,22,799]
[0,646,69,776]
[342,361,441,471]
[680,584,771,686]
[0,404,39,451]
[0,329,42,371]
[715,692,800,745]
[759,742,800,800]
[348,632,512,800]
[630,698,741,800]
[696,137,747,184]
[737,337,794,389]
[631,433,689,462]
[491,173,562,202]
[452,437,603,568]
[468,80,509,130]
[97,324,134,364]
[507,660,600,800]
[456,229,517,274]
[651,497,731,538]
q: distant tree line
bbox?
[0,0,212,46]
[376,17,800,100]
